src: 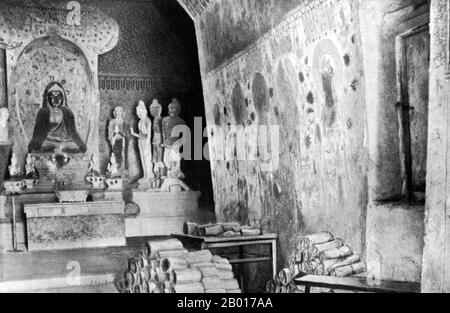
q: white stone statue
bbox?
[8,153,21,177]
[130,100,154,188]
[162,99,186,180]
[107,153,120,178]
[161,99,190,191]
[25,154,38,179]
[87,154,101,177]
[107,106,130,176]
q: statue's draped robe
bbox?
[108,119,130,171]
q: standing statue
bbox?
[87,154,101,177]
[161,99,190,191]
[29,82,87,154]
[162,99,186,179]
[25,154,38,179]
[149,100,165,180]
[8,153,21,178]
[0,107,13,184]
[107,106,130,176]
[107,153,120,178]
[130,100,154,188]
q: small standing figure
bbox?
[161,99,190,191]
[107,153,120,178]
[8,153,21,178]
[87,154,101,177]
[149,99,165,180]
[25,154,38,179]
[0,107,13,183]
[130,100,154,188]
[107,106,130,176]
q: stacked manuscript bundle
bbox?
[120,238,241,293]
[287,232,366,278]
[266,232,366,293]
[184,222,262,238]
[265,269,301,294]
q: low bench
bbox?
[294,275,421,293]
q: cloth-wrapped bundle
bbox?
[157,249,188,259]
[321,245,353,260]
[265,279,277,293]
[331,255,361,270]
[332,262,366,277]
[198,225,224,237]
[190,262,216,269]
[314,239,344,254]
[202,276,222,290]
[183,222,199,236]
[217,270,235,280]
[174,282,205,294]
[170,268,202,284]
[185,250,213,264]
[198,266,220,278]
[278,268,293,286]
[220,222,241,232]
[221,279,240,290]
[145,239,184,259]
[160,257,188,272]
[303,232,334,246]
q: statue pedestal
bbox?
[126,190,212,237]
[24,201,125,251]
[33,154,90,185]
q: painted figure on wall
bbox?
[162,99,186,180]
[29,82,87,154]
[0,107,13,183]
[149,99,165,179]
[108,106,130,175]
[131,100,154,187]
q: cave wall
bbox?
[0,49,5,107]
[194,0,369,289]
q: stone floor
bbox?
[0,237,166,293]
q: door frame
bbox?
[395,23,430,201]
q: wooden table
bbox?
[172,233,278,289]
[294,275,421,293]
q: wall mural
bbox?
[312,38,343,130]
[200,0,366,291]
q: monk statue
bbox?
[149,99,165,180]
[29,82,87,154]
[161,99,190,191]
[107,106,130,176]
[130,100,154,188]
[0,107,13,183]
[162,99,186,180]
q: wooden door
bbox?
[398,25,430,198]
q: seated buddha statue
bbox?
[29,82,87,154]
